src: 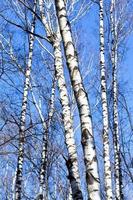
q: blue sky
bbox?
[123,35,133,88]
[0,1,133,199]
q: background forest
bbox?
[0,0,133,200]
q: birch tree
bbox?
[31,75,57,199]
[0,0,133,199]
[38,0,83,199]
[39,77,56,199]
[55,0,101,199]
[109,0,133,198]
[99,0,113,199]
[110,0,123,199]
[14,1,37,199]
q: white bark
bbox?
[55,1,101,199]
[38,1,83,198]
[53,37,83,199]
[110,1,123,199]
[99,0,113,199]
[14,1,36,199]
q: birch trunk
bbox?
[99,0,113,199]
[53,38,83,199]
[31,86,46,200]
[110,1,123,199]
[39,76,56,200]
[38,1,83,198]
[55,1,101,199]
[14,1,36,199]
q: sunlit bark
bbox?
[99,0,113,199]
[38,1,83,199]
[55,0,101,199]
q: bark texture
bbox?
[38,1,83,198]
[55,0,101,199]
[110,1,123,199]
[99,0,113,199]
[15,1,36,199]
[53,38,83,199]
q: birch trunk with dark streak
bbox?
[54,38,83,199]
[99,0,113,199]
[55,0,101,199]
[14,1,36,199]
[38,1,83,198]
[110,1,123,199]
